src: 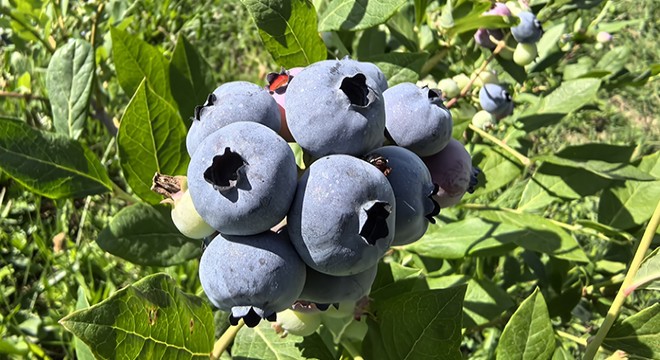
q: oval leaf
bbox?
[536,79,601,115]
[0,118,112,199]
[240,0,327,68]
[111,27,172,103]
[363,286,466,360]
[97,202,202,267]
[117,79,188,204]
[361,52,429,86]
[630,248,660,292]
[318,0,407,32]
[46,38,94,139]
[232,322,335,359]
[603,303,660,358]
[496,288,555,360]
[59,274,214,359]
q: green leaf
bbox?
[427,275,515,328]
[536,78,601,115]
[232,321,334,360]
[603,303,660,358]
[46,38,94,139]
[496,288,555,360]
[318,0,407,32]
[240,0,327,68]
[595,46,631,75]
[363,286,466,360]
[479,210,589,263]
[74,288,95,360]
[534,155,655,181]
[386,11,419,52]
[110,27,172,103]
[362,52,429,86]
[467,146,523,197]
[630,248,660,292]
[117,80,188,204]
[404,218,517,259]
[60,274,214,360]
[0,118,112,199]
[369,261,427,302]
[169,34,214,123]
[518,164,611,211]
[97,202,202,267]
[598,151,660,229]
[449,13,515,37]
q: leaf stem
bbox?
[341,340,364,360]
[0,91,49,103]
[583,198,660,359]
[446,39,507,109]
[556,330,588,347]
[111,182,138,204]
[467,123,531,167]
[211,320,244,360]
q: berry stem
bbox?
[467,123,531,167]
[446,38,508,109]
[341,339,364,360]
[583,198,660,359]
[211,319,245,360]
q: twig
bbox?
[211,320,244,360]
[446,39,508,109]
[583,198,660,359]
[467,123,531,166]
[0,91,49,103]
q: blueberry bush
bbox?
[0,0,659,359]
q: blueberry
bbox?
[365,146,440,246]
[474,28,504,49]
[187,81,281,155]
[170,189,215,239]
[298,265,378,304]
[187,122,297,235]
[486,2,512,17]
[479,83,514,119]
[423,139,479,208]
[513,42,538,66]
[340,57,389,93]
[198,230,306,328]
[383,82,453,157]
[471,110,497,130]
[265,67,304,142]
[287,154,395,275]
[272,309,322,337]
[511,11,543,44]
[285,60,386,158]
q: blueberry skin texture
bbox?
[383,82,453,157]
[187,81,281,155]
[366,146,439,246]
[423,139,476,208]
[479,83,514,119]
[287,154,396,276]
[285,60,386,158]
[340,58,389,93]
[198,230,306,326]
[187,121,297,235]
[511,11,543,44]
[298,265,378,304]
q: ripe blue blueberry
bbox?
[285,60,386,158]
[383,82,453,157]
[365,146,440,246]
[187,121,297,235]
[479,83,514,119]
[198,230,306,328]
[186,81,281,155]
[340,57,389,93]
[287,154,395,276]
[298,265,378,305]
[511,11,543,44]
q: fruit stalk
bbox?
[467,123,531,166]
[583,198,660,359]
[446,38,508,109]
[211,319,245,360]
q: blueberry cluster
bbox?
[169,57,479,328]
[474,1,544,67]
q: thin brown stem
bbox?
[0,91,49,103]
